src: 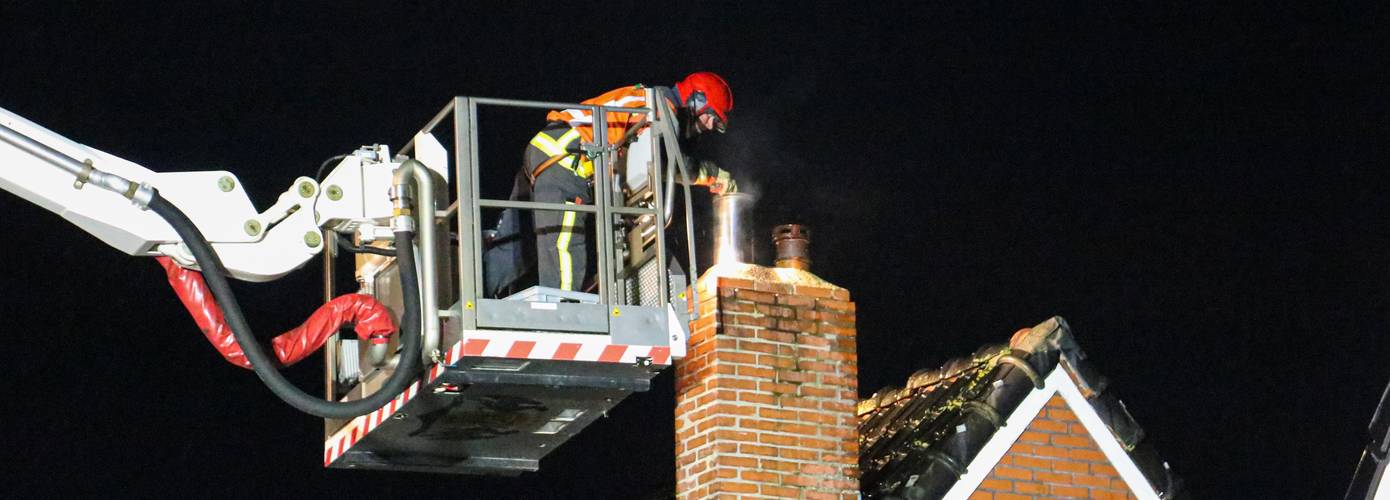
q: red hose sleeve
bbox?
[156,257,397,369]
[158,256,249,368]
[270,294,397,366]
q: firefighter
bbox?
[484,72,736,296]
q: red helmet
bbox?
[676,71,733,131]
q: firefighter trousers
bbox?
[526,137,592,292]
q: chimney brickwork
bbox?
[675,272,859,499]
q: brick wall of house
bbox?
[971,395,1138,500]
[674,273,858,499]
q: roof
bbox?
[857,316,1183,499]
[1344,378,1390,499]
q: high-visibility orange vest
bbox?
[547,85,668,146]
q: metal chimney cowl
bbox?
[772,224,810,271]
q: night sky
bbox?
[2,2,1386,498]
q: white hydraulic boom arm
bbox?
[0,103,454,418]
[0,105,448,283]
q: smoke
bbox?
[707,73,823,200]
[693,73,826,266]
[697,70,889,269]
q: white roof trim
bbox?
[942,366,1163,500]
[1374,464,1390,500]
[941,369,1059,500]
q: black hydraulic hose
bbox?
[336,236,396,256]
[147,191,423,418]
[315,154,349,182]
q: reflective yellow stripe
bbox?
[555,156,594,178]
[556,128,580,147]
[530,133,566,157]
[555,129,593,177]
[573,157,593,178]
[556,202,578,290]
[530,129,593,179]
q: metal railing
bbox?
[402,90,698,332]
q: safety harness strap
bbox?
[528,128,592,181]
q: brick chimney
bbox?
[675,263,858,499]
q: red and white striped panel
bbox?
[322,333,672,467]
[457,329,672,366]
[322,376,424,467]
[322,341,463,467]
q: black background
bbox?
[1,2,1386,498]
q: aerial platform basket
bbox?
[321,93,700,474]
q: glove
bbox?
[713,171,737,195]
[695,160,738,195]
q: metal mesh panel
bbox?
[623,257,664,306]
